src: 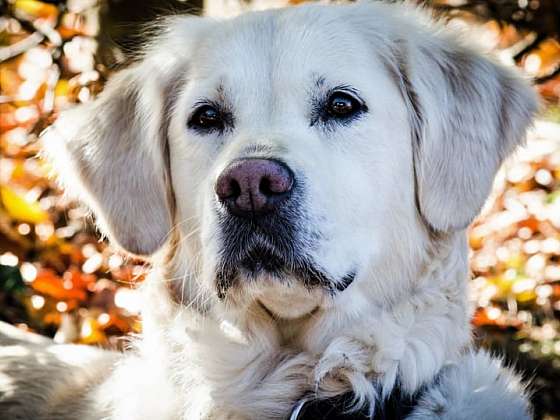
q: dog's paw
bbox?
[313,336,377,410]
[209,350,316,419]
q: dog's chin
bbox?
[215,239,356,307]
[255,279,324,319]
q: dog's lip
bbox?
[257,298,320,320]
[334,271,356,292]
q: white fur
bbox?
[2,2,537,419]
[408,350,531,420]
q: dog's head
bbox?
[44,4,537,321]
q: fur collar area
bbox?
[289,350,530,420]
[290,386,418,420]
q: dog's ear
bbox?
[42,29,192,255]
[398,29,538,232]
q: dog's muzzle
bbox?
[214,158,355,299]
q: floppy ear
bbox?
[43,49,185,255]
[399,30,538,232]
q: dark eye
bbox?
[326,92,362,119]
[188,105,224,131]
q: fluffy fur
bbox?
[1,2,537,419]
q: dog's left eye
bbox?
[326,92,362,119]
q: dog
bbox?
[0,2,538,419]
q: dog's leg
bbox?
[0,321,118,420]
[407,350,531,420]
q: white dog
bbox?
[0,2,538,419]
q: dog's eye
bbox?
[188,105,224,131]
[326,92,361,118]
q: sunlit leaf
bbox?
[13,0,58,21]
[79,317,106,344]
[0,185,48,223]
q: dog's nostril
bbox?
[228,179,241,199]
[259,177,272,196]
[215,175,240,201]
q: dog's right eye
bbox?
[188,105,224,132]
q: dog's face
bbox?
[45,4,537,321]
[167,10,416,318]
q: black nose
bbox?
[215,158,294,217]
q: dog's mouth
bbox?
[215,231,356,300]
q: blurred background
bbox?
[0,0,559,418]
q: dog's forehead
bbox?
[188,7,388,94]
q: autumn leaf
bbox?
[79,317,106,344]
[0,185,48,223]
[31,268,87,301]
[13,0,59,21]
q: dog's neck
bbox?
[134,231,472,418]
